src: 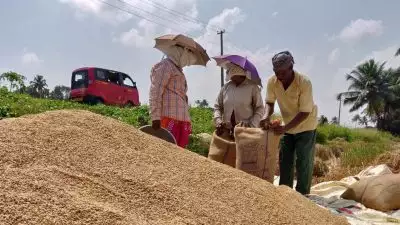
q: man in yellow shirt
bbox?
[260,51,318,195]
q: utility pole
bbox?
[338,95,342,125]
[217,29,225,87]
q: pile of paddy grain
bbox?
[0,110,349,225]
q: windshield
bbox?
[71,70,88,89]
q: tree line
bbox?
[0,72,70,100]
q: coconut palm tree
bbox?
[29,75,48,98]
[338,59,400,130]
[352,114,369,127]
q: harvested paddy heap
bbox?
[0,110,349,225]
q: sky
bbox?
[1,0,400,127]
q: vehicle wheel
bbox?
[92,98,104,105]
[124,101,134,108]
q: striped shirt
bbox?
[149,58,190,122]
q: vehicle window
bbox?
[122,75,136,88]
[107,71,120,85]
[96,70,108,81]
[71,70,88,89]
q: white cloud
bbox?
[328,48,340,64]
[22,52,43,65]
[271,11,278,17]
[59,0,202,29]
[358,45,400,68]
[113,19,157,48]
[111,0,203,47]
[337,19,383,42]
[59,0,102,13]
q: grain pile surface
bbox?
[0,110,349,225]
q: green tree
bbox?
[318,115,329,125]
[0,71,26,92]
[195,99,209,108]
[331,116,339,125]
[352,114,369,127]
[29,75,48,98]
[50,85,71,100]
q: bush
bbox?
[316,130,328,144]
[317,125,354,142]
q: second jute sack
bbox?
[207,131,236,168]
[234,127,282,183]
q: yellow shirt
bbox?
[266,71,318,134]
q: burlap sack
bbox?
[234,127,282,183]
[342,174,400,212]
[208,131,236,168]
[340,176,374,203]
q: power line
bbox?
[93,0,221,47]
[143,0,222,32]
[94,0,250,58]
[94,0,186,34]
[113,0,196,33]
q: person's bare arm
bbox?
[260,102,274,129]
[264,102,274,119]
[260,77,276,129]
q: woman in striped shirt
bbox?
[149,46,197,148]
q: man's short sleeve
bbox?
[266,76,276,103]
[299,77,314,112]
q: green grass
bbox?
[318,124,395,168]
[1,88,397,166]
[340,141,389,167]
[317,124,393,144]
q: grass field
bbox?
[1,87,398,177]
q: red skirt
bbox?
[161,117,192,148]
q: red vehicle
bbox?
[70,67,140,107]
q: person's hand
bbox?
[238,121,251,127]
[272,125,287,135]
[260,117,271,130]
[215,122,225,136]
[152,120,161,130]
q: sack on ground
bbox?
[208,131,236,167]
[234,127,281,183]
[341,174,400,211]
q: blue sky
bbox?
[1,0,399,126]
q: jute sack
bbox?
[234,127,282,183]
[341,174,400,211]
[208,131,236,168]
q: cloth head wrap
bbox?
[225,64,251,82]
[272,51,295,69]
